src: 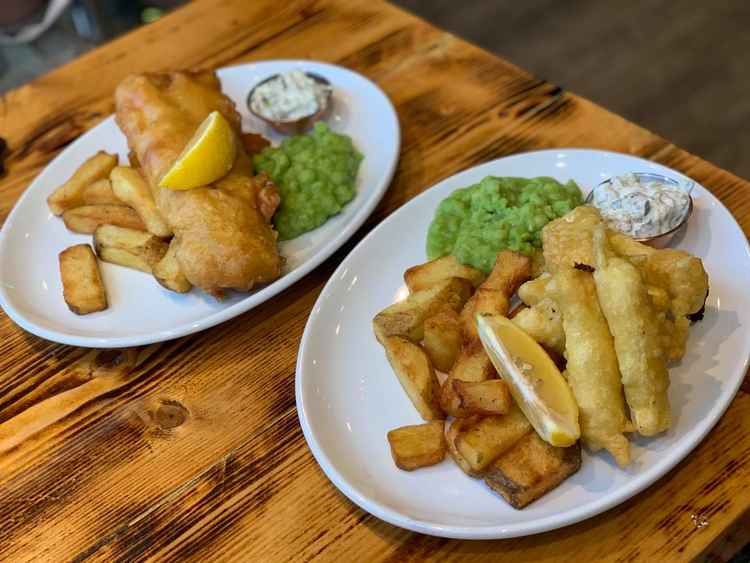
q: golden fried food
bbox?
[460,250,532,339]
[542,205,603,272]
[81,179,122,206]
[442,251,530,416]
[152,238,192,293]
[422,307,462,372]
[110,166,171,238]
[610,232,709,361]
[440,341,497,417]
[387,421,447,471]
[518,273,551,306]
[372,277,473,344]
[451,379,512,416]
[115,71,282,294]
[62,204,146,234]
[47,151,118,215]
[404,255,486,292]
[548,268,631,466]
[454,405,531,473]
[484,432,581,509]
[93,225,169,274]
[382,336,444,421]
[511,298,565,355]
[593,227,671,436]
[59,244,108,315]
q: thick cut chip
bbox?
[59,244,108,315]
[404,255,486,292]
[446,416,483,476]
[62,205,146,234]
[373,277,473,344]
[152,238,192,293]
[423,308,462,372]
[81,179,123,206]
[440,341,497,417]
[93,225,169,273]
[454,405,532,473]
[47,151,118,215]
[382,336,444,421]
[484,432,582,509]
[452,379,512,416]
[110,166,172,237]
[387,421,447,470]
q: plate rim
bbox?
[0,60,401,348]
[295,147,750,539]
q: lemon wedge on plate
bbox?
[159,110,237,190]
[476,313,580,447]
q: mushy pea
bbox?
[254,122,362,240]
[427,176,583,273]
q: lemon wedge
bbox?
[476,313,580,447]
[159,111,237,190]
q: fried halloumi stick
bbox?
[548,268,631,466]
[593,227,671,436]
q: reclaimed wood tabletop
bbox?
[1,0,749,560]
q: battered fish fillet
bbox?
[593,227,671,436]
[115,71,282,294]
[548,268,631,466]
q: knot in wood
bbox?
[154,401,189,430]
[95,350,125,369]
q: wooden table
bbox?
[1,1,749,560]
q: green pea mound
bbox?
[426,176,583,273]
[254,122,363,241]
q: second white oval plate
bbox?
[0,60,399,347]
[296,149,750,539]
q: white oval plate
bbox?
[296,149,750,539]
[0,60,399,347]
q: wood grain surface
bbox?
[0,0,749,561]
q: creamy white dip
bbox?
[592,173,690,238]
[250,70,331,122]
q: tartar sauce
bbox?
[592,173,690,238]
[250,70,331,122]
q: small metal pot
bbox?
[585,172,693,245]
[247,72,332,136]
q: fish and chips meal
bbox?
[47,69,362,314]
[373,175,708,509]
